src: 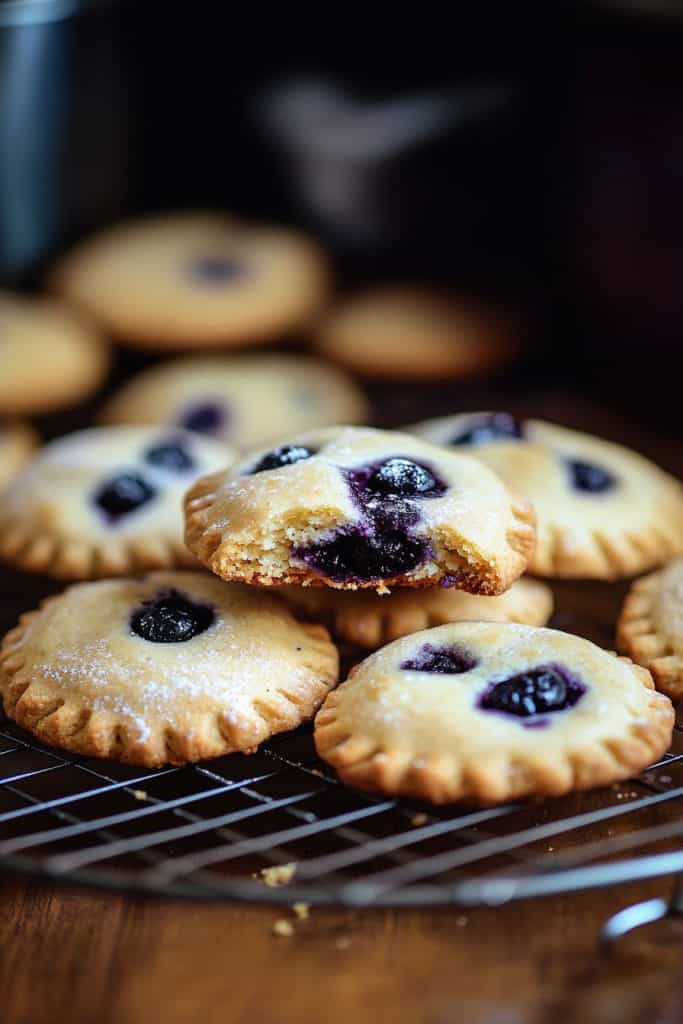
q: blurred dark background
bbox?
[2,0,683,432]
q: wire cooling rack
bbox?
[0,710,681,907]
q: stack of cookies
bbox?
[0,212,680,810]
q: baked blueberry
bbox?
[130,589,214,643]
[295,528,429,582]
[179,402,226,436]
[94,473,157,522]
[363,457,443,498]
[451,412,523,447]
[187,255,245,284]
[251,444,315,474]
[144,439,195,473]
[479,663,585,718]
[401,643,478,674]
[566,458,617,494]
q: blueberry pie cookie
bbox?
[617,557,683,700]
[0,423,38,490]
[100,353,369,451]
[0,426,233,579]
[0,292,109,415]
[0,572,338,766]
[411,413,683,579]
[279,577,553,650]
[314,622,674,805]
[50,213,330,350]
[312,288,520,380]
[185,426,536,595]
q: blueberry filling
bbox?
[451,412,523,446]
[187,255,244,284]
[179,402,226,436]
[401,643,478,674]
[94,473,157,522]
[479,664,585,718]
[295,456,445,582]
[130,589,214,643]
[251,444,315,474]
[363,457,443,498]
[144,439,195,473]
[566,458,617,494]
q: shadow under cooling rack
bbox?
[0,717,682,907]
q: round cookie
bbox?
[100,353,369,452]
[50,213,330,350]
[279,577,553,650]
[0,572,338,766]
[185,426,536,596]
[0,426,233,580]
[0,423,38,490]
[617,557,683,700]
[410,412,683,579]
[314,622,674,805]
[312,288,520,380]
[0,292,109,415]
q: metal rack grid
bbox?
[1,712,682,908]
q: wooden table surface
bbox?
[1,384,682,1024]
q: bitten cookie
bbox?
[0,423,38,490]
[50,213,330,350]
[0,572,338,766]
[617,558,683,700]
[185,426,536,595]
[312,287,520,379]
[0,292,109,415]
[279,577,553,650]
[0,426,233,579]
[314,622,674,805]
[410,412,683,579]
[100,353,369,451]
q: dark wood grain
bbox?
[0,391,682,1023]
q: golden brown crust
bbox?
[278,577,554,650]
[314,623,674,806]
[184,426,536,596]
[49,214,330,351]
[617,563,683,700]
[0,576,339,767]
[0,422,39,490]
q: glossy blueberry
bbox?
[295,528,429,582]
[250,444,315,474]
[401,643,478,674]
[479,664,585,718]
[180,402,226,436]
[131,590,214,643]
[94,473,157,522]
[144,439,195,473]
[451,412,523,446]
[566,458,617,494]
[187,255,244,284]
[364,458,443,498]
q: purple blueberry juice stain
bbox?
[186,255,245,284]
[478,663,585,722]
[401,643,478,674]
[179,402,227,437]
[294,455,446,583]
[94,473,157,523]
[451,412,524,446]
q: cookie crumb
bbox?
[310,769,324,778]
[272,919,295,937]
[132,790,148,801]
[334,937,352,950]
[411,813,428,827]
[292,902,310,921]
[259,863,298,888]
[456,915,468,927]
